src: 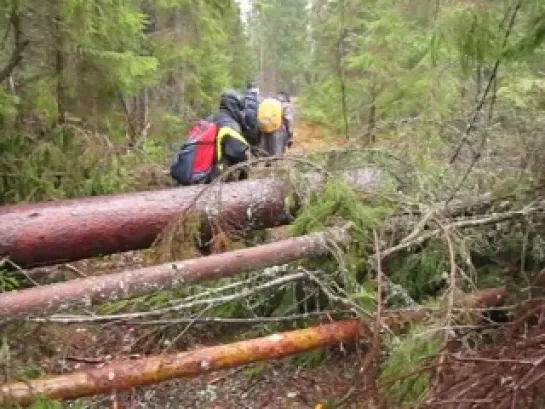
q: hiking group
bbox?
[170,81,294,186]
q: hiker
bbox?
[276,91,294,150]
[256,91,294,157]
[242,79,262,148]
[170,89,250,186]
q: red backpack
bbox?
[170,120,219,185]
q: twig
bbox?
[400,207,437,244]
[65,356,106,364]
[431,220,457,388]
[30,272,307,324]
[438,220,457,324]
[64,264,88,278]
[121,311,353,326]
[359,230,385,401]
[446,0,524,203]
[375,203,544,262]
[300,268,398,340]
[2,259,40,287]
[300,268,372,319]
[448,0,523,165]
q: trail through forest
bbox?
[15,121,363,409]
[4,0,545,407]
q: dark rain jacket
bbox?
[209,94,250,180]
[243,88,261,146]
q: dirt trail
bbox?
[287,98,331,155]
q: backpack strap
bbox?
[216,126,248,171]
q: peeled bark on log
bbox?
[0,320,362,406]
[0,287,507,406]
[0,169,381,269]
[0,228,349,319]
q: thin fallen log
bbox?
[0,169,381,269]
[0,228,349,320]
[0,287,507,406]
[0,319,363,406]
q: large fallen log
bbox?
[0,169,381,269]
[0,287,507,406]
[0,228,349,319]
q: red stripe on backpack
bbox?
[189,120,219,173]
[170,120,219,186]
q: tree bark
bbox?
[0,169,381,269]
[0,228,349,319]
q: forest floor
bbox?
[10,118,371,409]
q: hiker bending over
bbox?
[276,91,294,150]
[256,91,294,157]
[170,90,250,186]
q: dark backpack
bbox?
[243,92,261,145]
[170,120,219,186]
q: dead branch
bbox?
[359,230,385,401]
[32,271,307,324]
[121,311,353,326]
[448,0,523,166]
[375,201,545,263]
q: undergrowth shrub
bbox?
[0,126,170,204]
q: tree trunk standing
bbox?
[273,47,279,93]
[367,79,377,145]
[475,64,482,103]
[259,21,265,92]
[133,87,149,144]
[166,9,184,117]
[134,2,155,146]
[54,3,65,125]
[179,64,186,116]
[337,0,349,141]
[0,1,29,84]
[123,1,154,146]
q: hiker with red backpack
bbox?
[170,90,250,186]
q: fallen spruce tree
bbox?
[0,227,349,320]
[0,287,507,407]
[0,169,381,269]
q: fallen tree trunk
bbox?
[0,169,381,269]
[0,287,507,406]
[0,228,349,319]
[0,320,362,406]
